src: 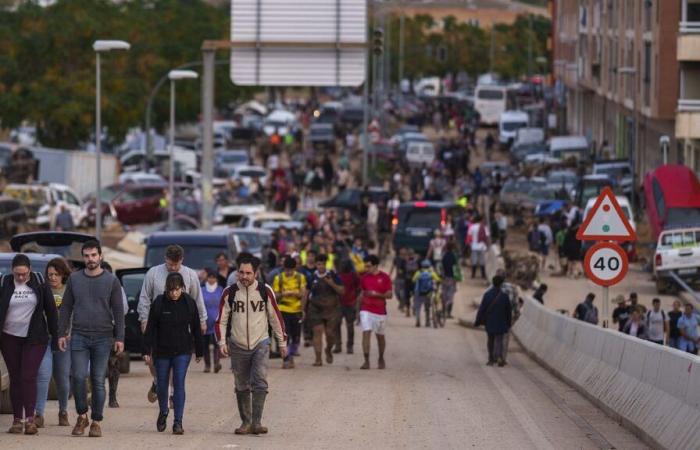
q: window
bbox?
[643,43,651,107]
[477,89,504,100]
[652,179,665,218]
[644,0,652,31]
[689,0,700,22]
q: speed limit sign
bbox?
[583,242,629,287]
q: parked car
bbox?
[319,187,390,217]
[144,231,239,270]
[230,228,272,259]
[213,197,266,225]
[653,227,700,293]
[263,110,298,136]
[338,105,364,132]
[573,174,616,209]
[10,231,95,269]
[499,177,546,213]
[498,110,529,148]
[514,127,545,147]
[511,142,548,165]
[549,135,589,161]
[118,172,166,185]
[546,170,579,193]
[5,183,85,230]
[215,149,250,178]
[308,123,336,151]
[592,159,633,196]
[259,220,304,231]
[0,196,27,237]
[393,201,462,255]
[229,165,268,186]
[643,164,700,241]
[405,141,436,167]
[238,211,292,229]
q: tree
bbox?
[0,0,255,148]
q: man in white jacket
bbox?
[216,253,286,436]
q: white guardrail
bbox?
[513,298,700,450]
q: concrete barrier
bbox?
[513,298,700,450]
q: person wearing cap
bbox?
[612,295,629,332]
[411,260,441,327]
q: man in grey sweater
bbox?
[58,240,124,438]
[137,245,207,403]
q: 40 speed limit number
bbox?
[583,242,629,287]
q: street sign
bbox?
[230,0,367,86]
[576,187,637,241]
[583,242,629,287]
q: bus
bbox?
[474,85,509,126]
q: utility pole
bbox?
[398,11,405,106]
[362,0,371,185]
[489,27,495,74]
[200,48,215,230]
[527,14,533,79]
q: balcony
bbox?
[679,1,700,60]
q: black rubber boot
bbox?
[251,391,268,435]
[234,391,252,435]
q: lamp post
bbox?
[93,40,130,242]
[167,70,199,228]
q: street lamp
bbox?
[167,70,198,229]
[93,39,130,242]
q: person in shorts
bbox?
[358,255,392,370]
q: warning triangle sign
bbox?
[577,187,637,241]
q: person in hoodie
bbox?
[216,253,287,436]
[202,269,224,373]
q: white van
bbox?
[474,85,508,126]
[514,127,545,147]
[499,111,529,147]
[405,141,436,167]
[549,136,589,161]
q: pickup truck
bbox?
[653,227,700,294]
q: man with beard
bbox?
[58,240,124,437]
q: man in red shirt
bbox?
[359,255,393,370]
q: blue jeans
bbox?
[155,354,191,423]
[36,338,71,415]
[71,333,113,421]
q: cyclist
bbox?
[412,260,441,328]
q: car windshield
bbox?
[666,208,700,228]
[477,89,504,100]
[503,121,527,132]
[238,169,265,178]
[400,208,441,229]
[529,188,555,200]
[660,230,700,249]
[145,245,227,270]
[234,232,263,252]
[596,166,631,178]
[220,153,248,163]
[99,186,120,202]
[120,272,145,303]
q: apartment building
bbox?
[676,0,700,172]
[553,0,680,179]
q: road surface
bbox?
[1,289,646,449]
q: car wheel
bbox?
[118,352,131,374]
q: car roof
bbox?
[234,165,266,172]
[249,211,292,220]
[0,252,62,262]
[219,149,248,155]
[500,110,529,120]
[647,164,700,209]
[398,201,457,209]
[146,231,232,245]
[549,136,588,148]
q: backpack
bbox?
[405,258,419,276]
[579,302,598,324]
[416,271,434,295]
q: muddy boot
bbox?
[234,391,252,435]
[108,379,119,408]
[251,391,268,435]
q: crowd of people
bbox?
[573,291,700,355]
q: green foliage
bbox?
[0,0,255,148]
[383,13,551,83]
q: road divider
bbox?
[513,297,700,450]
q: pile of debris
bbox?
[502,249,541,289]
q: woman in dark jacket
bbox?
[143,272,204,435]
[0,254,58,435]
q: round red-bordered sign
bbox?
[583,242,629,287]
